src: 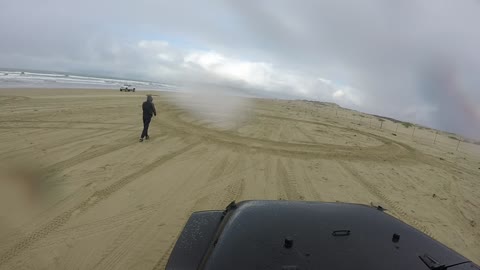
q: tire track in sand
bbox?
[294,125,318,144]
[151,155,247,270]
[90,220,148,270]
[159,111,418,163]
[150,154,246,270]
[44,133,138,177]
[0,129,118,159]
[276,158,303,200]
[191,173,246,212]
[31,202,165,250]
[0,125,136,132]
[0,120,136,125]
[208,153,231,183]
[151,178,246,270]
[151,239,177,270]
[0,95,30,104]
[33,135,172,233]
[294,159,322,201]
[94,145,220,270]
[0,142,201,267]
[339,161,434,238]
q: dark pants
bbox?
[141,117,152,138]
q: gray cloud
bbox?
[1,0,480,138]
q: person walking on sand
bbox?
[140,95,156,142]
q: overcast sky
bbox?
[1,0,480,138]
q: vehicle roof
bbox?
[196,201,477,270]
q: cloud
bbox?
[184,51,273,87]
[1,0,480,137]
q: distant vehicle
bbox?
[166,200,479,270]
[120,84,136,92]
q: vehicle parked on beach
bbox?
[120,84,135,92]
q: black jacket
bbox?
[142,101,156,118]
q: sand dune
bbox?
[0,88,479,269]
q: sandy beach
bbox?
[0,88,479,269]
